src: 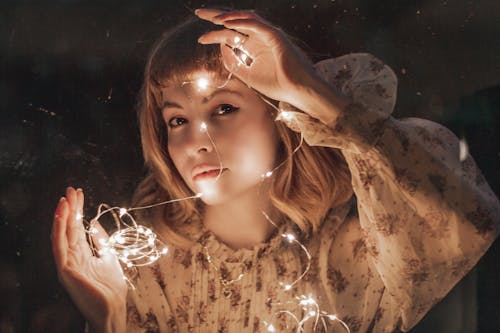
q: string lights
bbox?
[79,67,349,331]
[264,294,351,333]
[260,212,351,333]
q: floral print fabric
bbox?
[125,54,499,333]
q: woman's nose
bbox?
[186,122,213,155]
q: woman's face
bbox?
[161,72,280,205]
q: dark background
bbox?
[1,0,499,332]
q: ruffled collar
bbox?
[167,199,354,264]
[192,220,293,264]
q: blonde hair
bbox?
[134,15,353,248]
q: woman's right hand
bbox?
[51,187,127,333]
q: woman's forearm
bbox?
[291,71,351,126]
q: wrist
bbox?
[87,302,126,333]
[287,70,351,125]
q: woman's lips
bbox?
[193,168,226,182]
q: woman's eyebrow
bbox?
[202,88,243,103]
[161,101,183,111]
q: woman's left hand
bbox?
[195,8,317,107]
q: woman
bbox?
[52,8,499,333]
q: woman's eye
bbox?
[168,117,187,128]
[214,104,239,115]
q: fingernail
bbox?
[76,188,82,192]
[59,197,66,203]
[194,9,200,15]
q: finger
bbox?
[194,8,227,22]
[221,18,280,40]
[198,29,247,48]
[52,197,69,269]
[212,10,263,24]
[65,187,89,251]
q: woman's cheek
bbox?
[167,138,185,174]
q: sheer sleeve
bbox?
[278,53,397,153]
[279,53,500,331]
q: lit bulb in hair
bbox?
[200,122,208,132]
[196,77,209,90]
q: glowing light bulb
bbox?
[200,122,208,132]
[240,53,248,62]
[90,227,98,234]
[98,238,107,246]
[283,233,296,242]
[119,208,127,217]
[300,297,315,306]
[161,247,168,254]
[196,192,203,198]
[309,310,316,316]
[277,110,296,123]
[75,212,83,221]
[198,180,216,198]
[201,187,215,197]
[284,284,292,291]
[234,36,241,44]
[262,171,273,178]
[267,324,276,332]
[328,314,337,320]
[196,77,209,90]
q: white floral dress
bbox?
[124,54,500,333]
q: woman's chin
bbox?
[195,181,223,205]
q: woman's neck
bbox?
[203,186,278,250]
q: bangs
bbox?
[147,16,229,105]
